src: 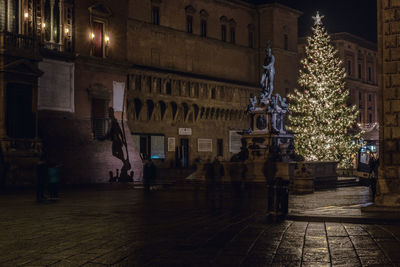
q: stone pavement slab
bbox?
[288,186,400,223]
[0,186,400,266]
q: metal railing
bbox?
[0,31,36,51]
[0,137,42,155]
[41,41,64,52]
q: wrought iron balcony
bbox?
[0,31,38,54]
[41,41,64,52]
[0,137,42,158]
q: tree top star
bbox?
[312,11,324,25]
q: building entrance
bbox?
[6,83,35,138]
[179,138,189,168]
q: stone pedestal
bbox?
[245,160,267,183]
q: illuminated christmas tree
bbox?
[288,12,362,168]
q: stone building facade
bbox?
[0,0,301,185]
[376,0,400,207]
[127,1,301,168]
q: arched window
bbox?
[185,5,195,34]
[211,88,216,99]
[220,16,228,42]
[284,34,288,50]
[248,24,255,48]
[200,9,208,37]
[229,19,236,44]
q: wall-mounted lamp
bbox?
[42,23,46,28]
[105,35,110,45]
[90,32,95,40]
[24,12,29,19]
[65,27,69,34]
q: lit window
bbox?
[92,21,104,57]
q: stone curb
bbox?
[287,214,400,224]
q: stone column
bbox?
[50,0,54,42]
[58,0,63,45]
[375,0,400,207]
[0,72,6,137]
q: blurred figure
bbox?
[48,163,60,200]
[204,158,215,203]
[213,157,225,209]
[36,155,48,203]
[143,159,157,193]
[369,155,378,201]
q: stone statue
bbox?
[280,97,289,111]
[108,107,132,182]
[247,95,257,113]
[260,42,275,99]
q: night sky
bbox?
[245,0,377,43]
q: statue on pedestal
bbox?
[260,42,275,100]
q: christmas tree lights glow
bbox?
[288,12,362,168]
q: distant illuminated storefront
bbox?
[357,123,379,174]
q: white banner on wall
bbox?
[168,137,176,152]
[179,128,192,135]
[229,130,242,153]
[113,81,125,112]
[38,59,75,112]
[198,139,212,152]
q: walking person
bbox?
[213,157,225,209]
[48,162,60,200]
[369,155,378,202]
[143,160,151,193]
[36,156,48,203]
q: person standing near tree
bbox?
[369,155,378,201]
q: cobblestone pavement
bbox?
[1,186,400,266]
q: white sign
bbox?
[168,137,176,152]
[198,139,212,152]
[229,130,242,153]
[38,59,74,112]
[113,81,125,112]
[179,128,192,135]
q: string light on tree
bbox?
[288,11,362,168]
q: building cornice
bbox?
[257,3,303,17]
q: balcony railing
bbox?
[0,31,37,51]
[0,137,42,157]
[41,41,64,52]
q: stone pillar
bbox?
[58,0,63,45]
[0,72,6,137]
[50,0,54,42]
[376,0,400,207]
